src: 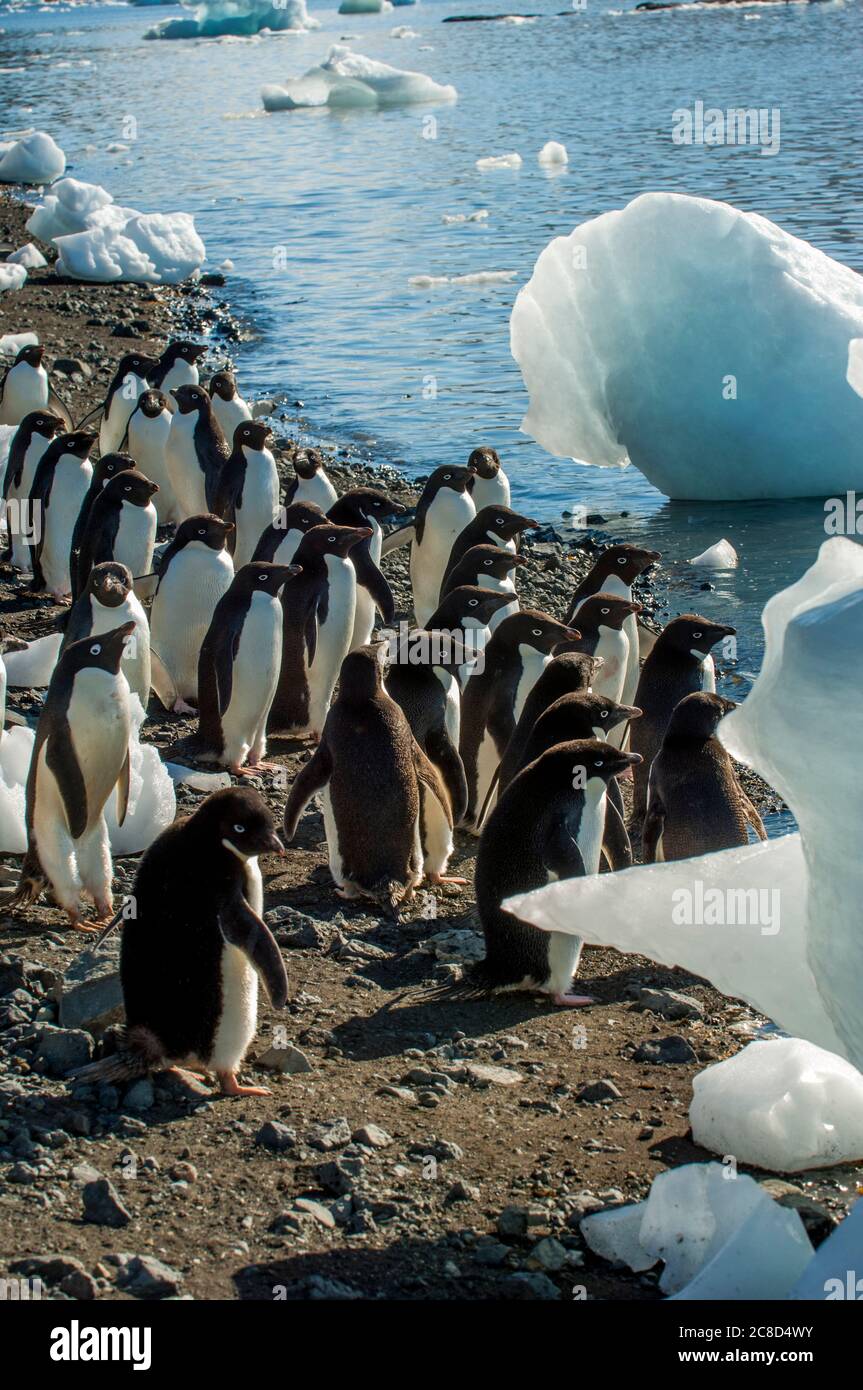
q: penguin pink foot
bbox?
[428,874,468,886]
[172,698,197,715]
[217,1072,271,1098]
[66,910,98,934]
[553,992,595,1008]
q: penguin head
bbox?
[15,345,44,369]
[666,690,736,740]
[162,340,207,367]
[293,448,325,481]
[427,585,514,633]
[467,446,501,480]
[235,561,302,597]
[660,614,736,659]
[574,592,642,633]
[95,452,136,486]
[541,691,642,740]
[105,468,159,506]
[176,514,234,551]
[88,561,133,608]
[137,390,169,419]
[59,430,98,460]
[476,505,539,543]
[234,420,273,453]
[338,645,387,702]
[296,523,372,561]
[596,542,662,584]
[280,501,325,535]
[423,464,475,498]
[454,544,527,583]
[541,650,604,696]
[496,609,581,655]
[63,620,136,678]
[170,383,211,416]
[557,738,643,788]
[330,488,408,525]
[194,786,285,860]
[117,352,159,383]
[22,410,64,442]
[209,370,237,401]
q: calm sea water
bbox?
[1,0,860,805]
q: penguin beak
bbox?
[510,554,529,567]
[621,705,642,721]
[265,831,286,856]
[562,626,581,642]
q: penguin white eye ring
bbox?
[258,573,267,582]
[233,823,246,833]
[692,630,703,638]
[443,473,452,480]
[594,759,604,767]
[483,560,492,566]
[601,606,610,615]
[600,709,608,718]
[468,598,479,607]
[327,535,336,542]
[617,556,627,564]
[198,527,206,535]
[531,627,542,636]
[495,518,504,526]
[89,643,102,655]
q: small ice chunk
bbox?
[409,270,515,288]
[640,1163,772,1294]
[848,338,863,399]
[0,131,65,185]
[671,1192,812,1301]
[442,209,489,225]
[2,633,63,687]
[538,140,568,165]
[580,1203,657,1272]
[165,762,232,792]
[106,142,130,153]
[7,244,47,270]
[476,153,522,171]
[789,1199,863,1300]
[691,1038,863,1173]
[0,264,26,293]
[390,25,419,37]
[262,44,456,111]
[689,538,738,568]
[0,332,38,356]
[220,258,235,271]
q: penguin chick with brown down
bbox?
[643,691,766,862]
[630,614,736,825]
[458,741,641,1005]
[283,646,459,915]
[74,788,288,1098]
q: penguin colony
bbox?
[0,343,763,1097]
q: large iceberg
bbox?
[0,132,65,185]
[506,538,863,1073]
[262,45,457,111]
[146,0,319,39]
[510,193,863,500]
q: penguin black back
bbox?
[69,452,136,596]
[442,505,539,590]
[74,468,159,600]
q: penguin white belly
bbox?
[546,931,585,996]
[320,785,347,889]
[212,396,251,438]
[0,365,48,426]
[270,528,304,564]
[66,668,131,828]
[128,415,178,524]
[513,646,550,723]
[101,379,145,455]
[601,573,640,708]
[7,437,47,569]
[32,750,81,913]
[411,491,475,625]
[166,416,207,518]
[474,726,500,828]
[419,781,454,878]
[488,595,519,634]
[437,667,461,746]
[472,473,510,510]
[578,779,608,875]
[161,363,198,396]
[458,617,493,688]
[234,450,280,570]
[351,584,375,651]
[115,500,157,579]
[293,473,337,511]
[41,462,93,596]
[307,556,355,734]
[151,546,234,704]
[696,652,716,693]
[220,592,282,766]
[90,593,151,707]
[591,626,628,705]
[209,855,261,1073]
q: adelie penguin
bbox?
[268,523,371,740]
[69,452,136,600]
[459,609,580,829]
[409,463,476,626]
[566,542,661,715]
[467,446,510,510]
[165,383,229,519]
[61,561,151,708]
[440,543,525,636]
[440,504,539,599]
[494,650,602,797]
[1,410,64,568]
[327,487,406,650]
[196,561,302,775]
[0,345,72,429]
[75,787,288,1098]
[122,389,179,524]
[555,593,642,708]
[643,691,766,862]
[13,622,135,928]
[98,352,159,455]
[150,514,235,714]
[73,469,159,602]
[283,645,458,913]
[208,369,252,438]
[28,430,96,600]
[212,421,280,570]
[149,340,208,396]
[458,741,641,1006]
[630,613,736,825]
[252,500,325,566]
[283,447,338,511]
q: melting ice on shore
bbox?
[262,45,456,110]
[0,131,65,185]
[105,697,176,856]
[510,192,863,500]
[26,178,204,285]
[0,264,27,294]
[507,537,863,1076]
[146,0,319,40]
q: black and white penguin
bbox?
[28,430,96,599]
[467,446,510,510]
[565,543,660,711]
[69,452,136,600]
[207,369,252,438]
[165,383,229,519]
[440,542,526,601]
[554,593,642,709]
[149,340,208,395]
[150,514,235,714]
[283,646,456,912]
[251,500,325,566]
[14,622,135,927]
[496,650,601,799]
[631,614,736,825]
[461,740,641,1004]
[61,561,151,708]
[122,389,178,524]
[75,787,288,1097]
[458,609,580,829]
[643,691,766,863]
[284,447,338,511]
[0,345,72,428]
[99,352,160,455]
[196,561,301,775]
[328,487,406,649]
[74,469,159,602]
[410,464,477,626]
[2,410,64,567]
[440,504,538,599]
[212,421,280,570]
[268,523,370,739]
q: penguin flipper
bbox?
[742,794,767,842]
[218,890,288,1008]
[132,572,160,603]
[425,727,468,825]
[476,761,501,830]
[352,548,395,625]
[149,646,178,711]
[412,741,454,828]
[45,726,88,841]
[115,747,131,827]
[641,796,665,864]
[381,524,415,557]
[283,740,332,839]
[47,386,74,431]
[601,798,633,871]
[543,819,585,879]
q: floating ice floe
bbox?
[7,244,46,270]
[146,0,319,39]
[689,538,738,568]
[691,1039,863,1173]
[538,140,568,165]
[510,192,863,500]
[409,270,515,288]
[0,264,27,293]
[262,44,456,110]
[0,131,65,185]
[507,537,863,1073]
[476,152,522,170]
[442,210,488,225]
[848,338,863,398]
[391,24,419,36]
